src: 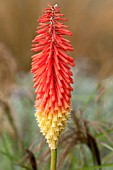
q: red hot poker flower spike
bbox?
[31,4,75,149]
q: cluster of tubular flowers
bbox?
[31,4,75,149]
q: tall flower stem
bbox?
[51,149,57,170]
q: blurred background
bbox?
[0,0,113,170]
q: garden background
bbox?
[0,0,113,169]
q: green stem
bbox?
[51,149,57,170]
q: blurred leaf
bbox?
[87,133,101,170]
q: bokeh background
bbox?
[0,0,113,170]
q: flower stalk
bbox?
[51,149,57,170]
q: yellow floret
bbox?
[35,109,70,149]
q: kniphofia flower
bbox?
[31,4,75,149]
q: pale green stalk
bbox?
[50,149,57,170]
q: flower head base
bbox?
[31,4,74,149]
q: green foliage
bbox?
[0,73,113,170]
